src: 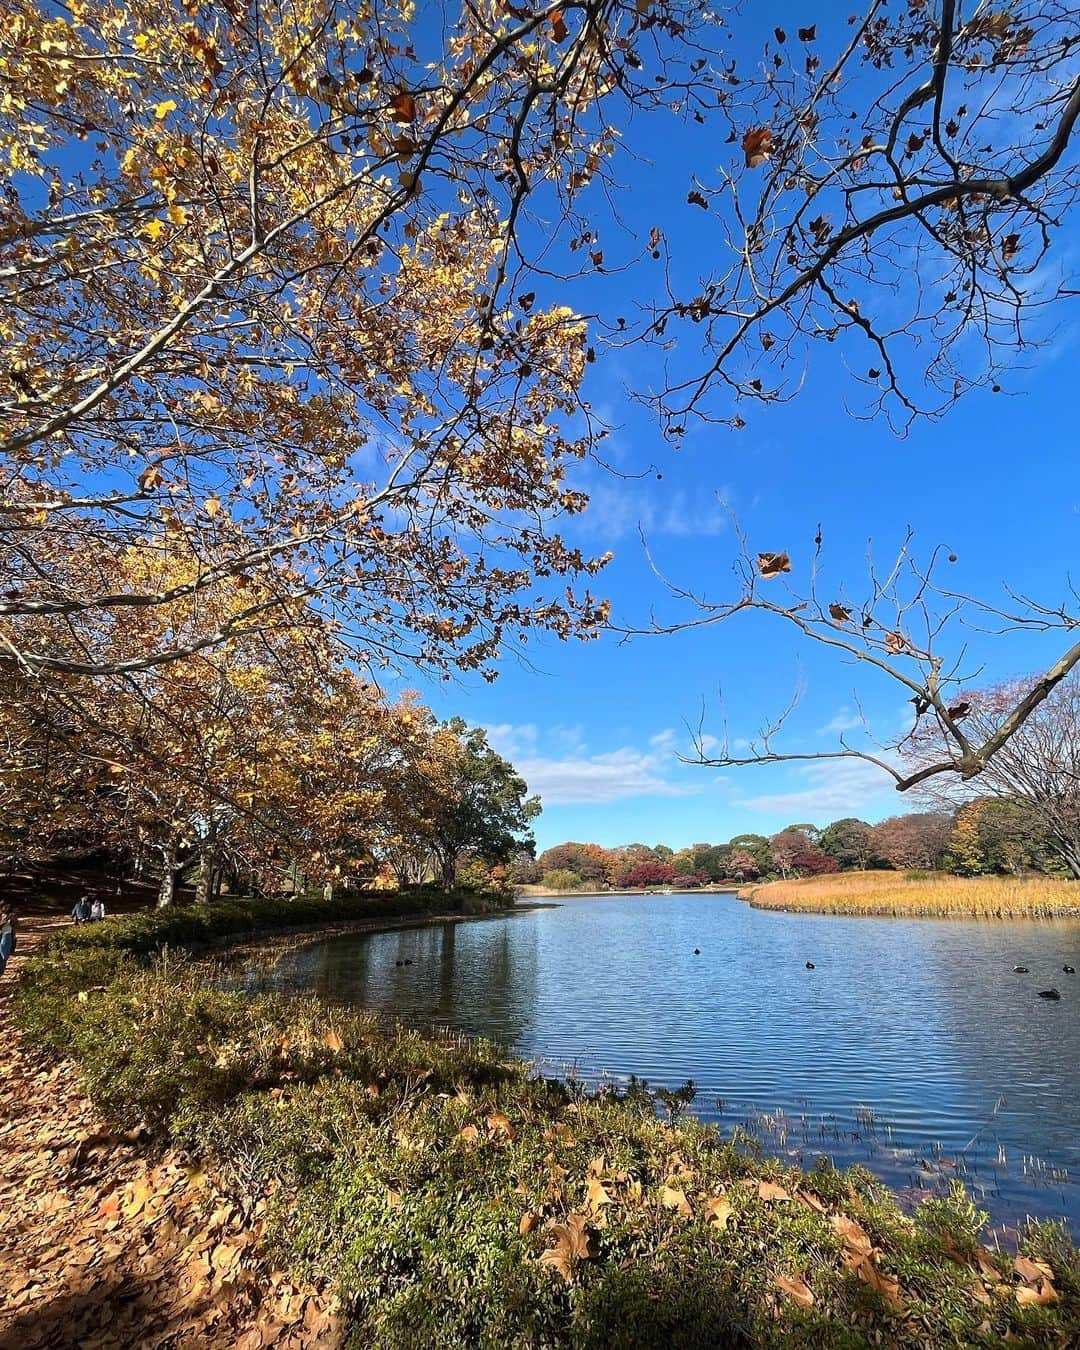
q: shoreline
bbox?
[6,898,1079,1345]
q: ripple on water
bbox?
[232,892,1080,1234]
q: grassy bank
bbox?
[11,897,1080,1347]
[740,871,1080,920]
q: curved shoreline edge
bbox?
[6,894,1080,1347]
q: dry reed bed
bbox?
[739,871,1080,919]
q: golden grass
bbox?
[739,869,1080,919]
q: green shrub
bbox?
[541,869,582,891]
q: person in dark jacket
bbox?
[72,895,92,925]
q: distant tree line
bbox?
[520,797,1073,892]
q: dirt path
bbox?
[0,920,341,1349]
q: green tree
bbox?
[689,843,730,880]
[976,799,1052,879]
[429,720,540,889]
[820,819,874,871]
[727,834,771,875]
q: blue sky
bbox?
[405,4,1080,853]
[420,348,1075,852]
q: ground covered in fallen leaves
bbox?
[0,919,339,1350]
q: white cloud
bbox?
[484,722,539,758]
[816,707,865,736]
[734,756,898,820]
[573,482,732,543]
[485,723,699,805]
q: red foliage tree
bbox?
[791,847,839,877]
[616,860,677,888]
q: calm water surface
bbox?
[237,892,1080,1234]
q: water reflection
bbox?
[233,894,1080,1234]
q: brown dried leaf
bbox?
[852,1254,905,1311]
[775,1273,815,1308]
[519,1211,538,1235]
[757,551,791,579]
[830,1213,873,1255]
[704,1195,733,1229]
[757,1180,791,1203]
[659,1184,693,1217]
[1013,1255,1054,1285]
[456,1124,480,1144]
[742,126,774,168]
[486,1111,515,1139]
[1015,1280,1057,1307]
[323,1029,344,1053]
[828,603,852,623]
[885,630,907,654]
[977,1248,1002,1280]
[390,91,415,123]
[587,1176,614,1210]
[538,1214,593,1283]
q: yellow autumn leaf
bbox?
[154,99,178,119]
[143,218,166,240]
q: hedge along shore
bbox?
[739,871,1080,921]
[6,894,1080,1348]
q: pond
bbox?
[232,891,1080,1236]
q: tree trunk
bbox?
[1055,836,1080,881]
[157,843,180,908]
[195,845,220,904]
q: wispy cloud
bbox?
[485,723,700,806]
[816,707,865,736]
[734,756,898,821]
[567,479,733,543]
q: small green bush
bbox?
[541,869,582,892]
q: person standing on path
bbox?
[71,895,92,925]
[0,909,15,978]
